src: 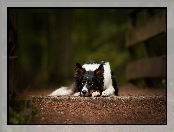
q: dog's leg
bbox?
[49,86,73,96]
[72,92,80,96]
[49,82,77,96]
[92,91,100,97]
[101,87,115,97]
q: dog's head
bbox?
[74,63,104,97]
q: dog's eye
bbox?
[82,81,86,85]
[88,82,93,86]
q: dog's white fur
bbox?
[49,87,80,96]
[49,86,73,96]
[82,62,115,96]
[49,62,115,97]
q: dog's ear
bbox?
[74,63,85,78]
[95,64,104,77]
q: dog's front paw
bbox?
[101,91,109,97]
[92,91,100,97]
[101,87,115,97]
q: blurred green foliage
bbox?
[13,9,129,89]
[10,8,166,89]
[9,95,40,124]
[9,106,30,124]
[71,9,129,86]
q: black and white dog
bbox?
[49,60,118,97]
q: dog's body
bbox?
[49,60,118,97]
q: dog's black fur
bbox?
[49,60,118,97]
[74,60,118,97]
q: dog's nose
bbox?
[82,90,87,94]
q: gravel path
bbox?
[31,95,166,124]
[11,83,166,124]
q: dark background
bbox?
[8,8,166,90]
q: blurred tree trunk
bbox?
[48,9,72,84]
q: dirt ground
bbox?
[10,83,166,124]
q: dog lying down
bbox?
[49,60,118,97]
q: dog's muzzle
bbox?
[81,90,90,97]
[81,85,89,96]
[82,90,87,94]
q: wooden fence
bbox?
[125,9,166,87]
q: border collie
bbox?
[49,60,118,97]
